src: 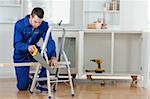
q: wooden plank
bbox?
[0,62,39,67]
[85,72,141,76]
[0,61,70,68]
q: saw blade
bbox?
[33,52,51,71]
[31,45,51,71]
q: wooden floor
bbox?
[0,79,150,99]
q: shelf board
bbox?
[0,18,19,24]
[82,29,143,34]
[84,10,120,13]
[104,10,120,13]
[0,4,21,7]
[83,29,113,33]
[84,11,105,13]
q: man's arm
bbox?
[13,22,29,52]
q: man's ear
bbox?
[30,15,32,19]
[29,15,33,25]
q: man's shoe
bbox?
[36,84,48,93]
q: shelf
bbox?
[83,0,120,29]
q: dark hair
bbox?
[31,7,44,18]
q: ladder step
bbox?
[36,76,72,81]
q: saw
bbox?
[31,45,51,71]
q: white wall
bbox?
[120,0,148,30]
[23,0,83,30]
[0,24,16,78]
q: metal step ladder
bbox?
[29,25,74,99]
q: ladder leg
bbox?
[30,64,41,93]
[43,50,52,98]
[63,51,74,96]
[53,68,59,92]
[67,65,74,96]
[55,78,58,91]
[46,70,52,99]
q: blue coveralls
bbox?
[13,15,56,90]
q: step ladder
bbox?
[29,26,74,99]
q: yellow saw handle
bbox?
[31,45,38,56]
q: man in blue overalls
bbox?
[13,7,58,91]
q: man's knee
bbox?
[17,82,29,90]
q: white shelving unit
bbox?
[83,0,120,29]
[0,0,23,24]
[35,29,148,88]
[77,29,143,80]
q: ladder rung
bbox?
[50,80,70,83]
[36,75,72,81]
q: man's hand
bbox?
[28,45,35,54]
[49,57,58,67]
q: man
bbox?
[13,7,58,91]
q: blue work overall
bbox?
[13,15,56,90]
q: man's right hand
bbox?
[28,45,35,54]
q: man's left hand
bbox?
[49,57,58,67]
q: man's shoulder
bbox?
[15,19,23,25]
[41,21,48,26]
[40,21,48,30]
[15,15,28,26]
[15,18,24,27]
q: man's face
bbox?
[30,15,42,28]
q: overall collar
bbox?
[24,15,32,27]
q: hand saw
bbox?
[31,45,51,71]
